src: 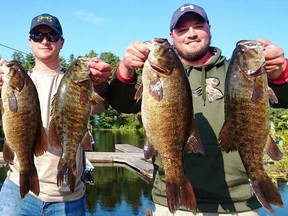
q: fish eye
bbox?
[238,50,245,55]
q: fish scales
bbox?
[49,56,102,192]
[1,60,47,198]
[218,40,283,215]
[138,38,204,213]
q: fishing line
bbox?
[0,43,29,56]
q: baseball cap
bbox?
[170,3,209,31]
[29,13,63,36]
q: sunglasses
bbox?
[29,32,61,42]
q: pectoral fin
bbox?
[7,92,18,112]
[48,118,62,149]
[81,131,93,151]
[3,140,14,163]
[143,136,158,160]
[218,121,237,153]
[264,135,283,161]
[184,120,204,155]
[149,77,163,101]
[35,126,48,156]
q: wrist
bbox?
[116,62,136,83]
[269,59,288,85]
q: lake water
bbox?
[0,130,287,215]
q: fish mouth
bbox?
[150,63,170,75]
[236,40,265,77]
[244,66,264,77]
[145,38,175,76]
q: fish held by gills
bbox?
[135,38,204,213]
[218,40,283,214]
[0,60,48,198]
[48,56,103,193]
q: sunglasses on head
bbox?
[29,31,61,42]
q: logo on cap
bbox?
[180,4,194,12]
[37,15,53,23]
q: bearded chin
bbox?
[175,37,211,62]
[178,45,210,62]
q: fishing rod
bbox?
[0,43,29,56]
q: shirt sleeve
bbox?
[268,59,288,85]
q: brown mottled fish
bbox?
[49,56,103,192]
[218,40,283,214]
[0,60,48,198]
[135,38,204,213]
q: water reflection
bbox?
[85,165,152,215]
[92,130,145,152]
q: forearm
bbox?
[268,59,288,85]
[268,59,288,108]
[109,65,141,114]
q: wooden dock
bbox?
[0,144,154,179]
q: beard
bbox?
[174,37,211,62]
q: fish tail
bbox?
[166,175,197,213]
[66,163,77,193]
[57,158,67,187]
[251,174,283,214]
[19,167,39,198]
[57,158,77,192]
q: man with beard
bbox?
[109,3,287,216]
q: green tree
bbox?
[22,53,35,71]
[68,54,76,66]
[59,56,68,68]
[86,50,98,58]
[99,52,120,71]
[11,51,25,64]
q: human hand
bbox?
[258,38,287,80]
[88,57,112,85]
[118,41,150,79]
[0,58,7,89]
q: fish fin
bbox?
[185,120,204,154]
[48,118,62,149]
[7,92,18,112]
[143,136,158,160]
[57,158,66,187]
[57,159,77,192]
[67,163,77,193]
[251,82,264,103]
[20,167,39,198]
[264,135,283,161]
[35,126,48,157]
[166,175,197,213]
[90,92,104,106]
[149,76,163,101]
[3,140,14,163]
[218,121,237,153]
[250,174,283,214]
[81,132,93,151]
[268,87,278,104]
[134,83,143,102]
[50,94,56,116]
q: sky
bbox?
[1,0,287,61]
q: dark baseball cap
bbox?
[29,13,63,35]
[170,3,209,31]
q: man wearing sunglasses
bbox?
[0,13,112,216]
